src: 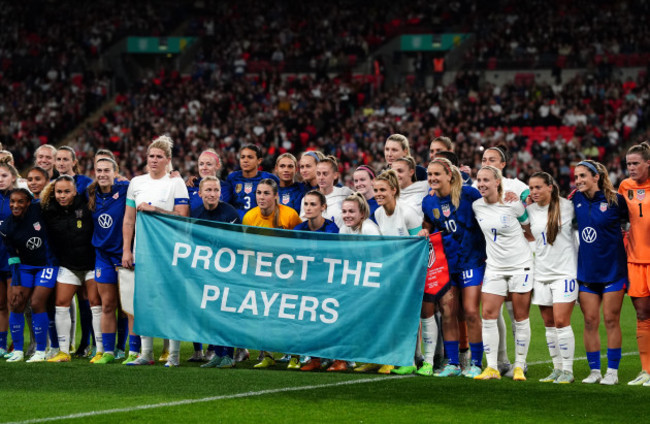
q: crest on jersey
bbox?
[244,183,253,194]
[75,209,83,218]
[282,193,290,204]
[33,222,41,231]
[113,192,119,200]
[433,208,440,219]
[442,204,451,217]
[599,202,607,212]
[500,215,510,226]
[637,189,645,201]
[96,268,101,278]
[628,190,634,200]
[235,184,242,193]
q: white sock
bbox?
[141,336,154,359]
[505,301,516,338]
[434,312,444,357]
[169,340,181,358]
[69,297,77,349]
[514,319,531,369]
[545,326,561,370]
[482,319,499,369]
[497,305,509,364]
[90,306,104,354]
[556,325,575,373]
[55,306,71,354]
[421,316,438,365]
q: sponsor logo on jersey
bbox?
[433,208,440,219]
[235,184,242,193]
[637,189,645,201]
[282,193,290,204]
[26,237,42,250]
[442,204,451,217]
[599,202,607,212]
[244,183,253,194]
[581,226,597,243]
[33,222,41,231]
[98,213,113,229]
[628,189,635,200]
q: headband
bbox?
[201,151,220,165]
[432,159,452,175]
[577,161,599,175]
[486,147,506,162]
[355,165,375,179]
[304,152,321,162]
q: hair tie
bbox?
[355,165,375,179]
[304,151,320,162]
[432,159,452,175]
[201,151,220,165]
[577,161,599,175]
[486,147,506,162]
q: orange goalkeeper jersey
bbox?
[619,178,650,263]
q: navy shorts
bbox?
[579,277,627,295]
[95,250,121,284]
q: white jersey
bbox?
[339,219,382,235]
[126,174,189,212]
[472,198,533,273]
[527,198,578,282]
[374,200,422,236]
[301,185,353,227]
[399,180,429,218]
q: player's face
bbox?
[428,163,451,192]
[316,163,336,191]
[147,148,169,176]
[198,153,219,178]
[476,168,500,200]
[392,161,414,189]
[384,140,405,165]
[27,170,47,195]
[0,167,15,190]
[36,148,55,171]
[528,177,552,205]
[55,180,76,207]
[275,157,296,184]
[626,153,650,183]
[481,150,505,170]
[55,150,75,175]
[341,200,363,228]
[239,148,261,173]
[429,141,447,161]
[373,180,396,206]
[353,170,373,198]
[299,156,317,183]
[199,180,221,208]
[574,165,599,195]
[95,162,116,190]
[10,192,30,217]
[303,194,325,219]
[256,183,276,212]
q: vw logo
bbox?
[26,237,42,250]
[581,227,597,244]
[98,213,113,229]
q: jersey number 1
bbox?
[639,203,644,218]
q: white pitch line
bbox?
[1,375,412,424]
[3,351,641,424]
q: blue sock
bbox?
[193,342,203,351]
[444,341,460,366]
[470,342,483,367]
[607,348,622,370]
[9,313,24,352]
[47,310,59,349]
[102,332,116,354]
[79,299,92,347]
[32,312,49,351]
[0,331,7,350]
[116,315,128,351]
[128,334,141,353]
[586,351,601,370]
[223,346,234,358]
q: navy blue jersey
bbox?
[571,190,628,283]
[422,186,486,273]
[279,183,307,213]
[461,170,472,186]
[91,182,128,256]
[0,190,11,271]
[299,181,319,192]
[226,171,279,219]
[188,178,233,210]
[367,197,379,217]
[294,219,339,233]
[415,165,428,182]
[0,203,57,266]
[74,174,93,194]
[191,202,241,224]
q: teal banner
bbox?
[133,213,427,366]
[400,33,469,51]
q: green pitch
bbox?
[0,299,645,424]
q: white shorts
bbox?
[118,267,135,315]
[532,278,578,306]
[482,270,533,296]
[57,267,94,286]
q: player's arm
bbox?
[122,205,136,268]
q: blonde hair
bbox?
[343,192,370,232]
[478,165,504,201]
[430,158,462,209]
[376,169,400,198]
[0,156,19,189]
[386,134,411,156]
[627,141,650,161]
[276,153,298,167]
[199,175,220,190]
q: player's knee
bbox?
[9,293,27,313]
[102,300,117,314]
[583,316,600,331]
[603,315,620,330]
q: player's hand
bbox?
[136,202,155,212]
[187,175,198,187]
[504,191,518,202]
[122,251,134,269]
[459,165,471,175]
[418,228,430,237]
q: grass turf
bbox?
[0,298,645,424]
